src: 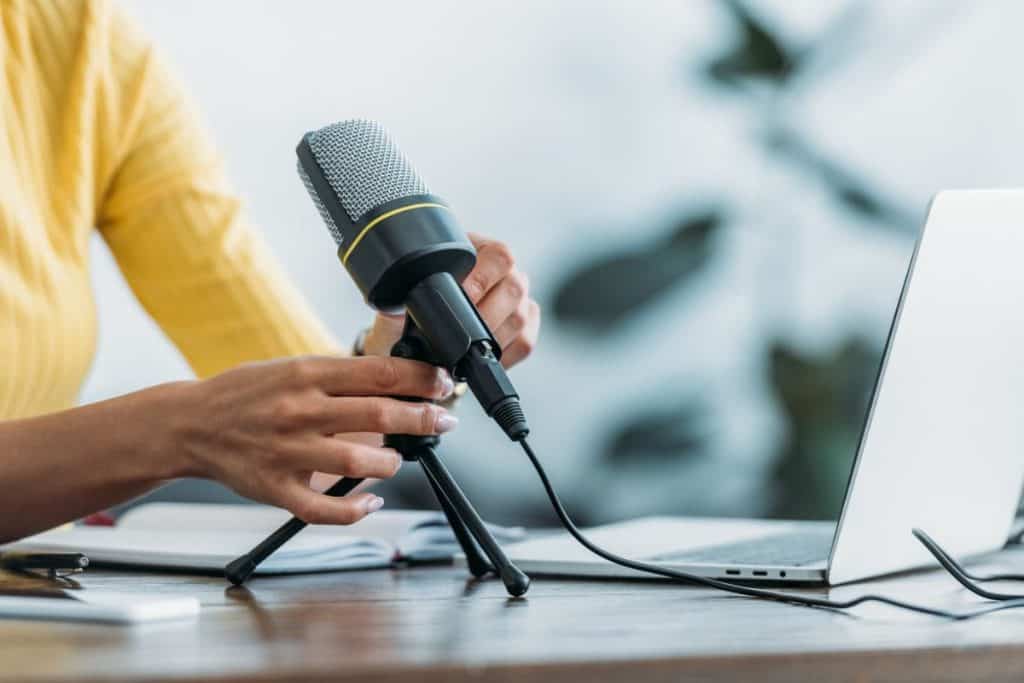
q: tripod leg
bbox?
[421,464,494,578]
[418,447,530,597]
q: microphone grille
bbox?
[304,119,430,226]
[297,161,344,246]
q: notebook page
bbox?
[5,527,394,574]
[116,503,526,561]
[397,520,527,560]
[118,503,441,545]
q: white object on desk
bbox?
[0,591,200,624]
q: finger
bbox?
[279,482,385,526]
[500,300,540,368]
[477,271,529,342]
[309,471,377,494]
[462,235,515,303]
[491,295,532,349]
[294,441,402,479]
[333,432,385,448]
[318,397,458,436]
[309,471,339,493]
[290,356,454,400]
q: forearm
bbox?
[0,382,192,542]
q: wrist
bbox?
[141,380,207,481]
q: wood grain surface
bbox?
[4,547,1024,682]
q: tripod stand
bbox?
[225,321,531,597]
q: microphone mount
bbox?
[405,272,529,441]
[383,318,530,596]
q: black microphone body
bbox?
[296,122,528,439]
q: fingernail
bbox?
[365,496,385,513]
[439,371,455,398]
[436,412,459,433]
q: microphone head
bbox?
[298,120,429,246]
[296,119,476,310]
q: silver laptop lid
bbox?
[827,190,1024,585]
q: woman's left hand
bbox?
[363,233,540,368]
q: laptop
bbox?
[507,190,1024,585]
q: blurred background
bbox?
[84,0,1024,526]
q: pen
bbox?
[0,551,89,574]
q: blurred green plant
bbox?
[552,210,723,332]
[705,0,798,86]
[602,398,713,468]
[764,130,919,234]
[547,0,915,521]
[767,338,881,519]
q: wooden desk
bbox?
[4,549,1024,683]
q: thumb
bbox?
[363,311,407,357]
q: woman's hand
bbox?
[363,233,541,367]
[175,355,457,525]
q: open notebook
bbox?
[5,503,526,575]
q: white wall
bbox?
[84,1,1024,521]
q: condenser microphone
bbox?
[296,119,528,440]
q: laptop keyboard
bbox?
[652,529,834,567]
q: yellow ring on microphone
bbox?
[342,202,450,264]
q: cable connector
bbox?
[457,342,529,441]
[491,397,529,441]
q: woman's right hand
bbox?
[171,356,457,526]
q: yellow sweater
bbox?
[0,0,337,419]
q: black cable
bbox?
[519,438,1024,620]
[913,529,1024,599]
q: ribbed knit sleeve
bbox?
[94,4,340,378]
